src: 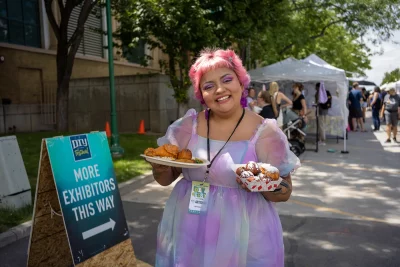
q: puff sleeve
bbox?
[157,109,197,149]
[255,119,301,177]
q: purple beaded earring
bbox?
[241,88,248,108]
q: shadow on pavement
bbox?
[282,215,400,267]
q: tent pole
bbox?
[341,127,349,154]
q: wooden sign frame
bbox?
[27,140,137,266]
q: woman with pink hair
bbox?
[149,48,300,266]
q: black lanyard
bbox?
[204,108,245,182]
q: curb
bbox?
[0,220,32,249]
[0,172,154,249]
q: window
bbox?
[67,4,103,58]
[123,39,146,65]
[0,0,41,47]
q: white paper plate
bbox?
[140,154,209,168]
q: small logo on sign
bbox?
[70,135,91,161]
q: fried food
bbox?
[163,144,179,158]
[245,161,261,175]
[143,145,204,164]
[263,165,280,180]
[175,159,195,163]
[177,149,192,160]
[153,144,179,159]
[144,148,156,157]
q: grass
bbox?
[0,132,158,233]
[113,134,159,183]
[0,205,33,233]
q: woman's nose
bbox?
[215,82,226,93]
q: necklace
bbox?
[203,108,245,182]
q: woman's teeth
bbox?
[217,96,230,102]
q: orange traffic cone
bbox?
[105,121,111,138]
[138,120,145,134]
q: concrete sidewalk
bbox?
[1,112,399,267]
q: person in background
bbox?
[361,87,368,123]
[269,82,292,126]
[380,88,399,143]
[370,86,382,131]
[291,83,307,123]
[348,82,366,132]
[380,88,388,124]
[246,87,257,111]
[257,90,278,119]
[315,82,332,145]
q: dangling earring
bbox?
[205,108,210,120]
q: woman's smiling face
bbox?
[200,67,243,114]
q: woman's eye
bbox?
[203,84,214,90]
[223,77,233,83]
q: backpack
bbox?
[372,95,382,110]
[319,90,332,110]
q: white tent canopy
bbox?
[303,54,344,72]
[248,55,348,151]
[381,81,400,94]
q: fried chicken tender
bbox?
[163,144,179,158]
[177,149,192,160]
[144,148,156,157]
[151,144,179,159]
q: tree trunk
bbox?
[176,102,180,120]
[56,41,69,132]
[56,81,69,132]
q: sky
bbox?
[364,30,400,86]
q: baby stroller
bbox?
[281,108,309,156]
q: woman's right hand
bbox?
[146,160,182,186]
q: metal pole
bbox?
[106,0,124,157]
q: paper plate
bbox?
[141,154,209,168]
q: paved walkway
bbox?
[1,112,399,267]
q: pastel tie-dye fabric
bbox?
[156,109,300,267]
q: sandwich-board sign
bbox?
[27,132,136,266]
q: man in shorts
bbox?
[380,87,399,143]
[348,82,366,132]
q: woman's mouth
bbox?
[216,96,231,103]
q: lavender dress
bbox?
[156,109,300,267]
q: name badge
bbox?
[188,181,210,214]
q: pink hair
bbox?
[189,48,250,107]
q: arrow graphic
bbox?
[82,218,116,240]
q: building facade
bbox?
[0,0,171,133]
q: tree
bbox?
[115,0,400,109]
[200,0,289,68]
[114,0,217,117]
[245,0,400,75]
[382,68,400,84]
[44,0,99,131]
[276,0,400,55]
[258,22,372,76]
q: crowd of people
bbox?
[348,82,399,143]
[246,81,332,145]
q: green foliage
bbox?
[115,0,400,96]
[382,68,400,84]
[114,0,217,105]
[0,205,33,233]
